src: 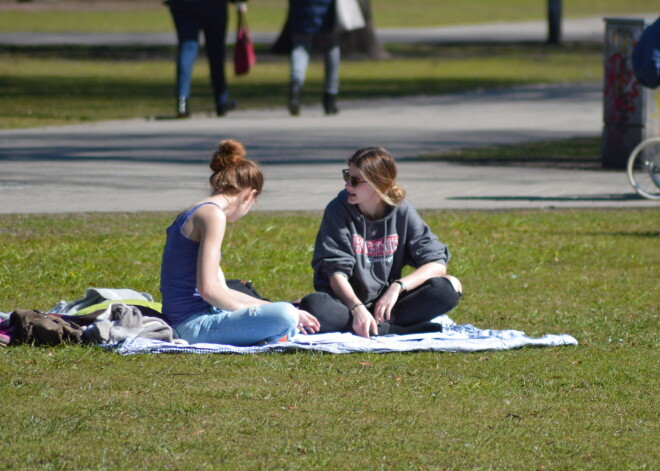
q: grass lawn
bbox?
[1,208,658,469]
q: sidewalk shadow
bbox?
[153,115,182,121]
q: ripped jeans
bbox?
[174,302,299,346]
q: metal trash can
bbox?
[602,18,660,169]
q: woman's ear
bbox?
[243,188,257,203]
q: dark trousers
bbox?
[168,0,228,104]
[299,277,461,335]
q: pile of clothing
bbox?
[0,288,176,347]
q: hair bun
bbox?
[387,184,406,205]
[210,139,246,173]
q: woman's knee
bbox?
[426,276,461,293]
[269,302,299,329]
[298,292,332,314]
[442,275,462,294]
[299,292,349,331]
[426,276,462,311]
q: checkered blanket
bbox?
[105,315,578,355]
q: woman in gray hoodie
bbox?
[299,147,462,338]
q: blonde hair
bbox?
[348,147,405,205]
[209,139,263,196]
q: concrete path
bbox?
[0,83,654,213]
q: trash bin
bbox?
[602,18,660,169]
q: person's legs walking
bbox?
[289,34,313,115]
[198,0,234,116]
[323,41,340,114]
[169,3,201,117]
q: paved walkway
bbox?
[1,83,654,213]
[1,17,657,213]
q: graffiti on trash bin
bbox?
[604,26,640,124]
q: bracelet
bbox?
[393,280,407,293]
[349,303,364,313]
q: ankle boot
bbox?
[177,96,190,118]
[288,84,301,116]
[216,99,236,117]
[323,92,339,115]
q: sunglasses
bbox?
[342,168,368,188]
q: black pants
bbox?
[168,0,228,104]
[299,277,461,335]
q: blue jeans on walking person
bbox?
[174,302,299,346]
[168,0,229,107]
[291,33,340,94]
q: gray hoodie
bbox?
[311,190,450,306]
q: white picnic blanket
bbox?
[106,315,578,355]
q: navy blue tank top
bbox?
[160,202,220,326]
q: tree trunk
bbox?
[339,0,389,58]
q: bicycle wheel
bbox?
[627,137,660,200]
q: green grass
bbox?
[0,0,654,32]
[1,209,658,469]
[0,42,602,129]
[421,136,603,168]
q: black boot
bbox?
[288,83,301,116]
[177,96,190,118]
[216,99,236,117]
[323,92,339,115]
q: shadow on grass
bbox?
[1,41,603,60]
[384,41,603,59]
[447,193,642,202]
[553,230,660,238]
[423,137,604,170]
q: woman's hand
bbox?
[296,309,320,335]
[352,306,378,339]
[373,283,401,323]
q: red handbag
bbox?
[233,9,256,76]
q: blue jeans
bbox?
[168,0,229,105]
[291,33,340,94]
[174,302,299,346]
